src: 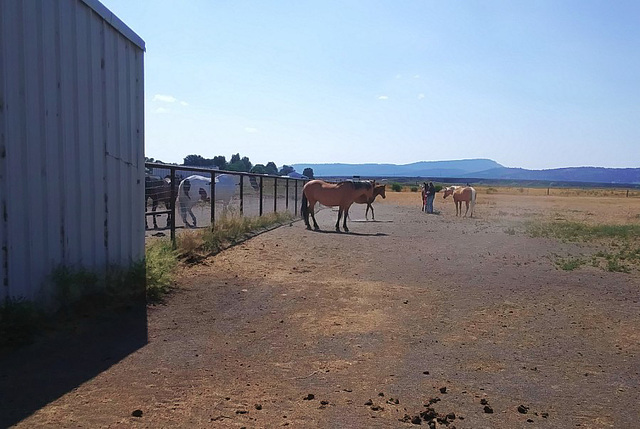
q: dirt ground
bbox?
[3,191,640,428]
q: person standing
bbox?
[421,182,428,212]
[426,182,436,214]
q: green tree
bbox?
[279,165,294,176]
[302,168,314,179]
[183,154,209,166]
[251,164,266,174]
[230,153,241,164]
[212,155,227,170]
[265,162,278,176]
[241,156,252,172]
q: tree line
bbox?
[145,153,314,179]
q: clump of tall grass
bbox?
[198,211,293,256]
[145,211,293,300]
[145,240,178,302]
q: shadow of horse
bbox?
[308,230,388,237]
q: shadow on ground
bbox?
[0,303,148,427]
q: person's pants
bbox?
[426,194,435,213]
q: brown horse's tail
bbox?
[301,192,309,222]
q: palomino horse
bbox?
[354,183,386,220]
[301,179,375,232]
[443,186,477,217]
[145,174,172,229]
[176,174,236,228]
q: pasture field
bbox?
[5,187,640,428]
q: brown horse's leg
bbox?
[335,207,343,232]
[302,193,311,229]
[464,201,469,217]
[309,201,320,230]
[152,198,159,229]
[343,206,350,232]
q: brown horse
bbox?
[354,183,386,220]
[443,185,477,217]
[145,174,173,229]
[301,179,375,232]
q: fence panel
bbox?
[145,163,307,244]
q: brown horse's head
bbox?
[375,184,386,199]
[443,186,455,199]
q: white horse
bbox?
[176,174,236,227]
[443,185,476,217]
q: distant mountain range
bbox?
[292,159,640,185]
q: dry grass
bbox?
[382,186,640,225]
[381,186,640,273]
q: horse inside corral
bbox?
[443,185,477,217]
[176,174,236,228]
[354,184,386,220]
[301,179,375,232]
[145,175,172,229]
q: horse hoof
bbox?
[306,225,312,230]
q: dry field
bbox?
[3,187,640,428]
[392,186,640,225]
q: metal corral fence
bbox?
[145,163,308,244]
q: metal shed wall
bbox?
[0,0,145,301]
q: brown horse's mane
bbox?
[336,179,373,190]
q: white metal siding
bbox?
[0,0,145,301]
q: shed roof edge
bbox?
[81,0,146,51]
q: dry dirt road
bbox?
[4,193,640,428]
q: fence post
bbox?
[294,181,298,216]
[627,189,629,198]
[259,176,263,216]
[170,166,176,248]
[210,172,216,228]
[239,175,244,215]
[285,178,289,210]
[274,177,278,213]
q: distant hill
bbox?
[292,159,503,178]
[292,159,640,185]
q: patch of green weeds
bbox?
[0,299,45,349]
[555,257,585,271]
[145,240,178,302]
[504,227,517,235]
[525,221,640,242]
[527,220,640,274]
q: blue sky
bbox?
[101,0,639,170]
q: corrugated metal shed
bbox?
[0,0,145,302]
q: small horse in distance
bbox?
[354,183,386,220]
[176,174,236,228]
[443,185,477,217]
[145,174,172,229]
[301,179,375,232]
